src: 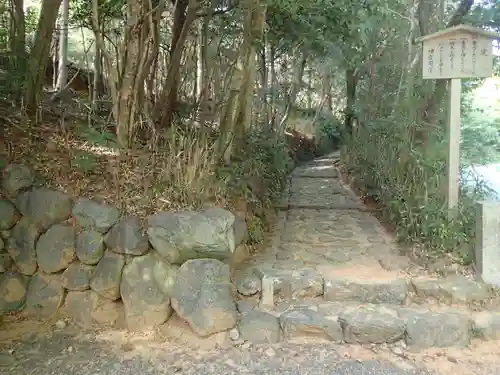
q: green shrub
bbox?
[314,112,342,155]
[218,128,294,243]
[344,116,489,263]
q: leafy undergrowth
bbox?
[0,95,293,246]
[342,116,490,266]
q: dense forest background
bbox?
[1,0,500,264]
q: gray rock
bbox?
[411,277,491,304]
[402,308,471,350]
[339,305,405,344]
[324,276,408,305]
[2,164,34,196]
[0,253,13,272]
[0,230,10,240]
[104,216,149,256]
[36,224,76,273]
[120,252,178,331]
[238,310,281,344]
[65,290,125,329]
[76,230,105,265]
[171,259,237,337]
[0,272,29,313]
[280,308,343,341]
[90,250,125,300]
[235,270,261,296]
[72,198,121,233]
[15,188,73,230]
[236,297,259,314]
[0,200,20,230]
[61,262,95,291]
[7,217,42,275]
[147,208,235,264]
[24,271,64,318]
[253,266,324,299]
[473,311,500,340]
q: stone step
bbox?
[233,264,499,311]
[234,299,500,351]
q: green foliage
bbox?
[70,150,98,173]
[314,112,342,155]
[218,128,293,243]
[345,117,490,263]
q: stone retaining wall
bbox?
[0,164,247,335]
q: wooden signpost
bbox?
[417,25,500,218]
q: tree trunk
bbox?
[278,52,306,133]
[23,0,63,111]
[231,0,266,158]
[55,0,69,92]
[344,68,358,136]
[10,0,26,76]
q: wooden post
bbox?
[446,78,461,219]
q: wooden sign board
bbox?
[419,25,500,80]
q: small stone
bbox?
[90,251,125,300]
[61,262,95,291]
[264,348,276,357]
[65,290,125,329]
[67,346,73,353]
[391,346,404,356]
[238,310,281,344]
[0,253,13,273]
[237,297,259,314]
[55,319,67,329]
[120,252,177,331]
[2,164,34,196]
[72,198,120,233]
[229,328,240,341]
[339,305,405,344]
[8,217,42,276]
[401,308,471,350]
[324,276,408,305]
[24,271,65,318]
[241,342,251,350]
[76,230,105,265]
[0,272,28,313]
[15,188,73,230]
[104,216,149,256]
[411,277,491,304]
[280,308,343,342]
[36,224,76,273]
[0,200,20,230]
[171,259,237,337]
[473,311,500,340]
[235,270,261,296]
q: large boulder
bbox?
[171,259,237,336]
[36,224,76,273]
[147,208,236,264]
[24,271,65,318]
[15,188,73,230]
[76,230,105,265]
[90,250,125,300]
[104,216,149,256]
[61,262,95,291]
[0,271,29,313]
[2,164,34,196]
[7,217,42,275]
[0,200,20,230]
[120,252,178,331]
[72,198,121,233]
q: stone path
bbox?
[233,152,500,351]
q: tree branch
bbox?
[195,1,238,18]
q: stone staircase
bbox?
[233,152,500,351]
